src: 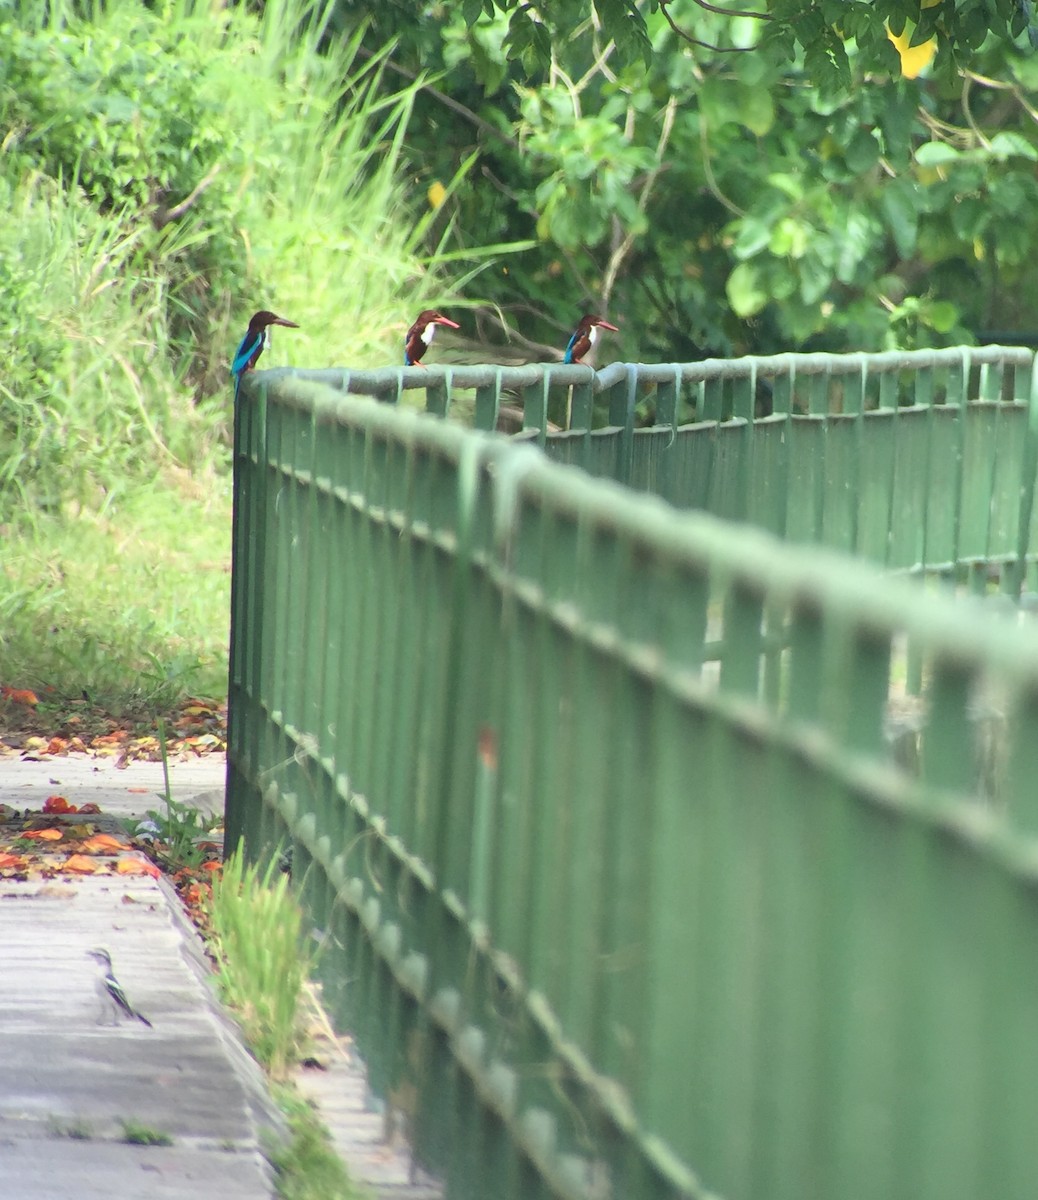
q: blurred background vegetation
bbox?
[2,0,1037,718]
[354,0,1038,361]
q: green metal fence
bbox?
[228,373,1038,1200]
[266,345,1038,586]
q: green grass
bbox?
[120,1119,173,1147]
[50,1118,94,1140]
[205,848,366,1197]
[268,1086,369,1200]
[1,0,526,523]
[206,848,316,1081]
[0,474,231,722]
[0,0,525,723]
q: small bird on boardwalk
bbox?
[405,309,460,367]
[563,314,619,365]
[87,948,152,1028]
[231,310,299,396]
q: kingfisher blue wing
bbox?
[564,314,617,364]
[232,329,264,378]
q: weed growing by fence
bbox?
[206,848,315,1081]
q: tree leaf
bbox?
[845,128,880,172]
[926,300,960,333]
[726,262,769,318]
[737,85,775,137]
[880,179,919,259]
[989,131,1038,160]
[915,141,962,166]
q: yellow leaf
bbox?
[887,24,937,79]
[427,181,447,210]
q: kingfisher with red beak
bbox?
[563,314,619,364]
[405,309,460,367]
[231,310,299,396]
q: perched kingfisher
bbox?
[231,310,299,395]
[563,314,619,365]
[405,309,460,367]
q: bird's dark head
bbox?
[578,314,619,334]
[248,310,300,332]
[412,309,460,332]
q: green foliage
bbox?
[145,792,221,867]
[206,848,316,1080]
[348,0,1038,85]
[268,1086,368,1200]
[350,0,1038,362]
[0,0,511,520]
[143,718,223,867]
[2,5,236,216]
[0,174,222,511]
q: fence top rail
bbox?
[251,344,1034,400]
[258,376,1038,688]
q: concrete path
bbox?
[0,753,225,824]
[0,752,280,1200]
[0,751,442,1200]
[296,1025,442,1200]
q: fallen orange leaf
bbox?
[0,852,26,869]
[201,860,222,872]
[45,737,68,756]
[116,857,161,878]
[93,731,129,745]
[21,828,64,841]
[80,834,128,853]
[127,787,149,794]
[1,686,39,706]
[78,803,102,815]
[43,795,76,814]
[62,854,99,874]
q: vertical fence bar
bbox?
[475,371,502,432]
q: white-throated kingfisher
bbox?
[405,309,460,367]
[231,310,299,396]
[563,314,619,364]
